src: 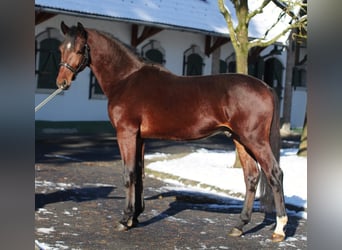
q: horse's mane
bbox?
[91,29,168,71]
[91,29,144,61]
[107,32,139,55]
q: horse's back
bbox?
[139,69,274,113]
[129,66,270,98]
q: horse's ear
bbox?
[77,22,87,38]
[77,22,84,30]
[61,21,69,35]
[77,23,85,32]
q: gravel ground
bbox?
[35,134,306,249]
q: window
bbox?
[35,28,63,93]
[89,72,105,99]
[219,60,228,73]
[225,52,265,80]
[293,39,307,89]
[183,45,205,76]
[264,58,284,100]
[248,57,265,79]
[226,53,236,73]
[141,40,165,65]
[292,66,307,89]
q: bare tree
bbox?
[217,0,307,167]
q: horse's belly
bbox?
[140,115,222,140]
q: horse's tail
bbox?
[259,89,281,212]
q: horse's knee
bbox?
[268,166,283,192]
[274,166,283,183]
[123,168,135,188]
[246,172,260,192]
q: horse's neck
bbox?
[87,29,143,95]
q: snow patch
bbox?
[146,148,307,218]
[37,227,55,234]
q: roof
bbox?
[35,0,292,44]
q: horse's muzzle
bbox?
[56,79,70,90]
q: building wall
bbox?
[35,14,306,128]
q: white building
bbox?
[35,0,306,134]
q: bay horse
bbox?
[56,22,287,242]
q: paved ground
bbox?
[35,133,307,249]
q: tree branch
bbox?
[218,0,239,49]
[230,0,239,12]
[247,0,272,22]
[263,11,286,40]
[272,0,307,21]
[271,0,297,20]
[248,15,307,49]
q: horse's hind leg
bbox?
[229,140,260,237]
[251,144,287,242]
[115,130,145,231]
[135,137,145,216]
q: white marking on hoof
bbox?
[274,215,288,237]
[228,227,243,237]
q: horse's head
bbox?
[56,22,90,90]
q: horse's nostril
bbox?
[57,79,69,90]
[61,80,70,90]
[62,80,67,88]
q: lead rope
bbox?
[35,88,64,112]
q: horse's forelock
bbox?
[68,26,79,37]
[63,26,86,49]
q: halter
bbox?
[59,43,90,76]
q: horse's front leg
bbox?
[229,141,260,237]
[115,131,145,231]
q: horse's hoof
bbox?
[127,218,138,227]
[115,218,139,231]
[228,227,243,237]
[272,233,285,242]
[115,222,129,232]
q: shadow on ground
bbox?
[141,189,302,238]
[35,186,117,210]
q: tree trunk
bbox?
[235,45,249,74]
[281,32,295,135]
[297,112,307,156]
[232,46,248,168]
[232,20,249,168]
